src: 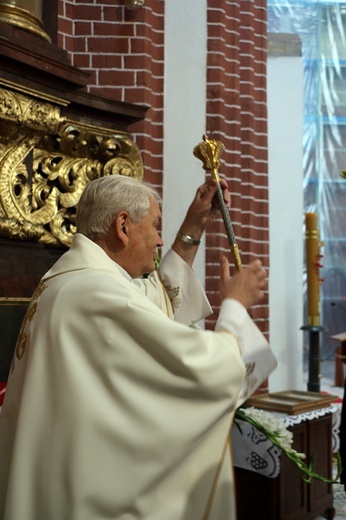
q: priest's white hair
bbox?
[76,175,161,240]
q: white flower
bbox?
[235,407,341,483]
[240,407,303,456]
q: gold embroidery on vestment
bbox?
[13,281,48,364]
[155,271,174,317]
[32,281,48,300]
[244,361,258,394]
[162,283,181,310]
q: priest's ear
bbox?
[114,211,130,245]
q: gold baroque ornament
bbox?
[0,88,144,248]
[0,88,61,134]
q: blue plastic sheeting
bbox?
[268,0,346,359]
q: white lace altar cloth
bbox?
[231,405,340,478]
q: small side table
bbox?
[233,407,337,520]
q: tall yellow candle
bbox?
[305,212,321,326]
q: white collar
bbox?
[114,261,133,282]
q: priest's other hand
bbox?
[219,256,267,309]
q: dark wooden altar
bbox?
[0,10,147,383]
[235,413,335,520]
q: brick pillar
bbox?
[205,0,269,335]
[58,1,164,189]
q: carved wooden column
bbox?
[0,0,50,41]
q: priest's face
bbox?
[127,197,163,277]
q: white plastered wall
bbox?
[267,42,305,391]
[162,0,207,286]
[163,16,305,389]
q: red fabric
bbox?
[0,383,6,406]
[321,390,343,404]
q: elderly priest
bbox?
[0,175,276,520]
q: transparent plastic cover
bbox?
[268,0,346,359]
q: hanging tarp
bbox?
[268,0,346,359]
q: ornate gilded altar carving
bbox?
[0,86,143,248]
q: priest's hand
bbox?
[219,256,267,309]
[180,178,230,236]
[172,179,230,267]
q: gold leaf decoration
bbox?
[0,87,143,248]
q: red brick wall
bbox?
[205,1,269,334]
[58,0,269,336]
[58,0,164,191]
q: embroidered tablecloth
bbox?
[231,404,340,478]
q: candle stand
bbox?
[301,324,327,393]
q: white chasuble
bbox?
[0,234,276,520]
